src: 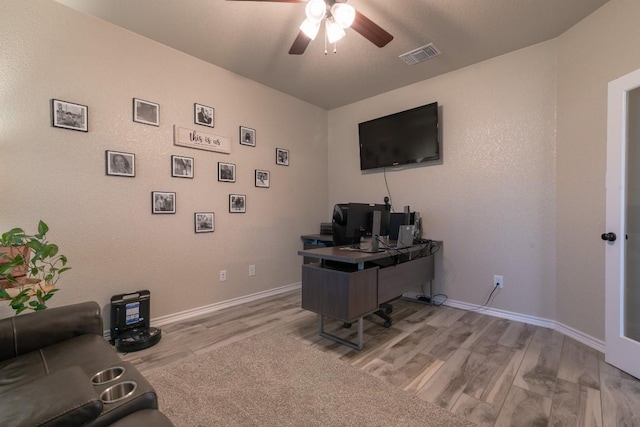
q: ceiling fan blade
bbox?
[350,10,393,48]
[289,31,312,55]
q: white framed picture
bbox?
[152,191,176,214]
[51,99,88,132]
[172,155,194,178]
[218,162,236,182]
[276,148,289,166]
[240,126,256,147]
[106,150,135,177]
[229,194,246,213]
[194,103,214,127]
[255,169,270,188]
[133,98,159,126]
[194,212,214,233]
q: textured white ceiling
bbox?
[55,0,608,109]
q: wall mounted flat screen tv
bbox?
[358,102,439,171]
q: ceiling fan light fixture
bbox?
[305,0,326,22]
[326,18,346,44]
[330,3,355,28]
[300,18,321,40]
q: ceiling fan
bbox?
[228,0,393,55]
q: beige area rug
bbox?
[145,332,476,427]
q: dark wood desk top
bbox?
[297,242,426,265]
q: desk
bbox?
[297,243,436,350]
[300,234,333,264]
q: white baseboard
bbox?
[440,298,605,353]
[104,283,301,339]
[150,282,302,328]
[106,284,604,355]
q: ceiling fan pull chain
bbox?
[334,42,337,54]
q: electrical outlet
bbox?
[249,265,256,276]
[494,275,503,289]
[219,270,227,282]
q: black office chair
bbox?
[374,302,393,328]
[343,302,393,330]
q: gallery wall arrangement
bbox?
[51,96,290,233]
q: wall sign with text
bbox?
[174,125,230,154]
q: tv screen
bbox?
[358,102,439,171]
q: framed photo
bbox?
[194,103,214,127]
[239,126,256,147]
[255,169,270,188]
[51,99,88,132]
[152,191,176,214]
[218,162,236,182]
[229,194,246,213]
[276,148,289,166]
[194,212,214,233]
[171,155,194,178]
[106,150,135,177]
[133,98,159,126]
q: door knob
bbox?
[601,232,617,242]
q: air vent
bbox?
[399,43,441,65]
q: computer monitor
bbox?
[388,212,415,240]
[331,203,390,246]
[347,203,390,238]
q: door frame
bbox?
[605,68,640,379]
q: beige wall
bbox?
[556,0,640,340]
[3,0,640,344]
[0,0,328,319]
[328,42,558,320]
[328,0,640,342]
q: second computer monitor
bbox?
[388,212,415,240]
[345,203,390,241]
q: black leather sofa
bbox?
[0,302,174,427]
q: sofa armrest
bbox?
[0,301,103,360]
[0,366,103,427]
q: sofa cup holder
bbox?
[100,381,138,404]
[91,366,126,385]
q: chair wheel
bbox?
[343,322,352,328]
[383,320,392,328]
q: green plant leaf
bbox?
[38,220,49,236]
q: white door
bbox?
[605,68,640,379]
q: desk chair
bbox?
[373,302,393,328]
[343,302,393,329]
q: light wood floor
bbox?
[122,290,640,427]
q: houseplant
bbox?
[0,221,70,314]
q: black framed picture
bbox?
[229,194,246,213]
[276,148,289,166]
[152,191,176,214]
[218,162,236,182]
[255,169,270,188]
[51,99,88,132]
[171,155,194,178]
[133,98,159,126]
[194,103,214,127]
[240,126,255,147]
[106,150,135,177]
[194,212,214,233]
